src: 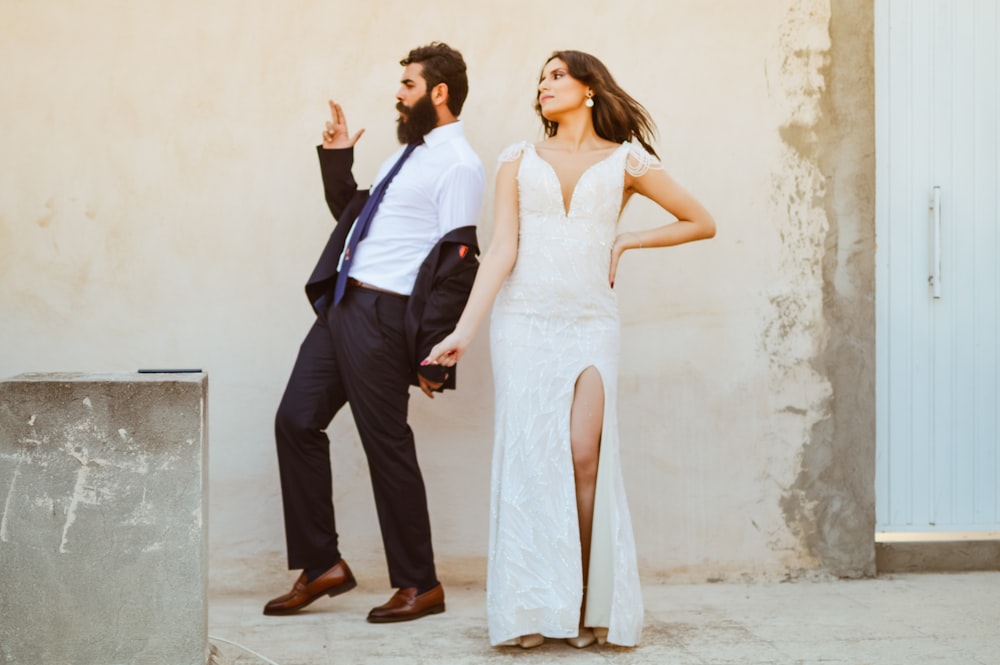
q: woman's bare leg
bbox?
[570,366,605,622]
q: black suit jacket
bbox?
[306,146,479,390]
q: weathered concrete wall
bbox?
[0,373,208,665]
[0,0,876,587]
[778,0,877,577]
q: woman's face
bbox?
[537,58,590,119]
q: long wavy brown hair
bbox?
[535,50,658,158]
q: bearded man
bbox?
[264,43,484,623]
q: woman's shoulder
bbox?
[497,141,532,164]
[623,139,662,177]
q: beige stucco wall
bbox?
[0,0,875,585]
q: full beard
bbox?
[396,93,438,144]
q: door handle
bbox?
[929,186,942,299]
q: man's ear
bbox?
[431,82,450,107]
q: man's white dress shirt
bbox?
[343,120,485,295]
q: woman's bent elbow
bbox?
[701,218,717,240]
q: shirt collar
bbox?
[421,120,465,148]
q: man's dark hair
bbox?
[400,42,469,117]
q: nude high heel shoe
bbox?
[498,633,544,648]
[566,627,596,648]
[593,627,608,645]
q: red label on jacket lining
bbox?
[458,245,468,258]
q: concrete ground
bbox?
[208,565,999,665]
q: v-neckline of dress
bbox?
[528,142,628,217]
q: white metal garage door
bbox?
[875,0,1000,533]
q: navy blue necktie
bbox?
[333,141,421,306]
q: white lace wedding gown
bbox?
[487,140,658,647]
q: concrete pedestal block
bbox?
[0,372,208,665]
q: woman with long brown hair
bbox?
[425,50,715,648]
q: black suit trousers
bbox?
[274,286,438,590]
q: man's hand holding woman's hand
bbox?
[420,330,471,398]
[422,330,471,369]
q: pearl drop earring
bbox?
[585,92,594,108]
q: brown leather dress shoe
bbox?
[366,583,445,623]
[263,560,357,615]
